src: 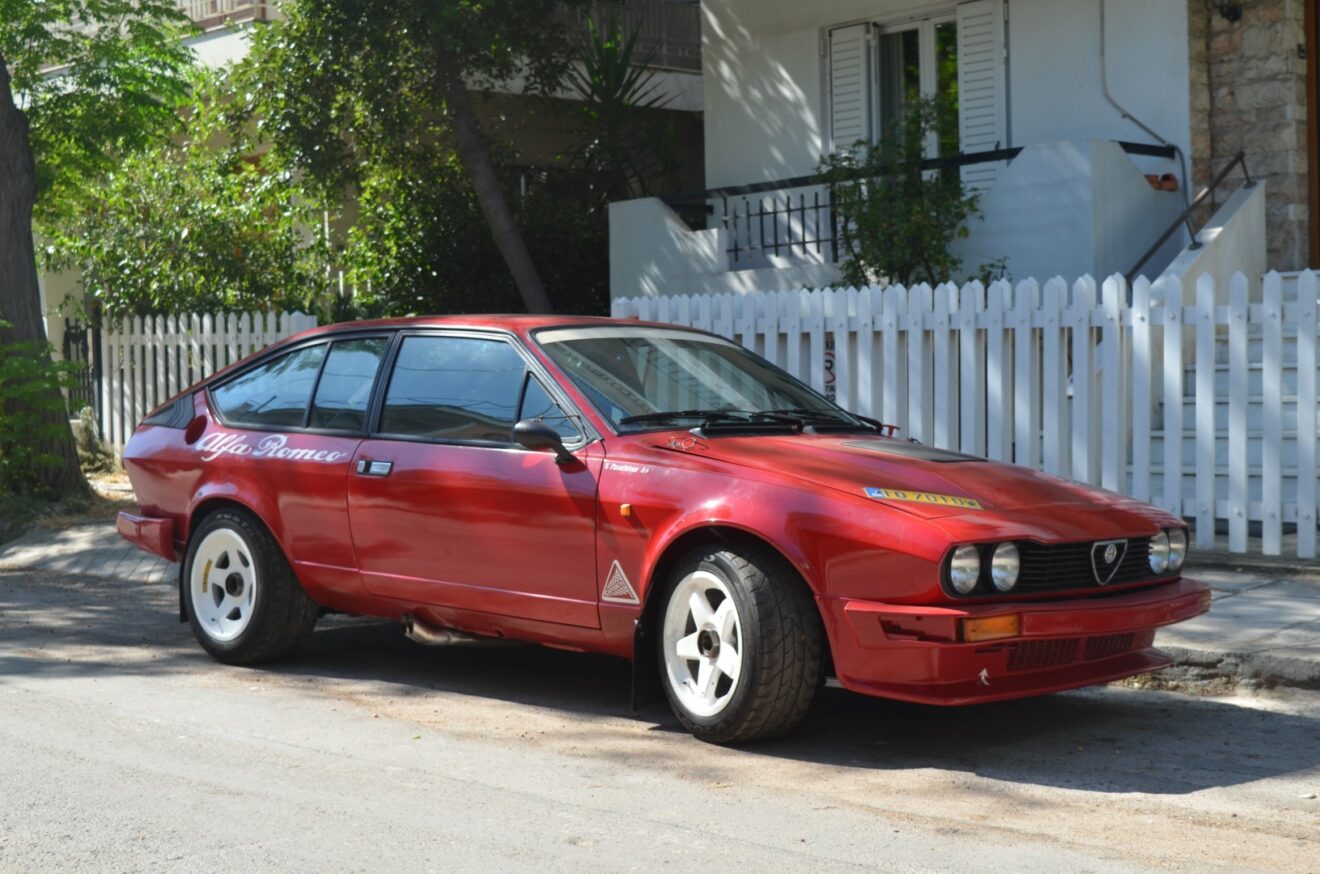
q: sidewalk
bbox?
[1,521,1317,691]
[0,522,173,585]
[1157,562,1320,691]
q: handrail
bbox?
[1125,151,1253,283]
[662,140,1176,207]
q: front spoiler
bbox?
[825,578,1211,706]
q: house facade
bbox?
[610,0,1318,299]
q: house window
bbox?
[827,1,1005,187]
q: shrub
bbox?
[0,332,80,497]
[818,97,988,288]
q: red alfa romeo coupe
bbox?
[118,315,1210,743]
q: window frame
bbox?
[205,329,395,438]
[304,335,393,433]
[367,328,596,451]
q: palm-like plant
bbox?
[564,14,676,205]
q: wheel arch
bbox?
[630,524,832,711]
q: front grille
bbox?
[1002,633,1140,673]
[1006,639,1079,672]
[1013,538,1153,593]
[1083,632,1136,661]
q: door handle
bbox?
[355,459,393,477]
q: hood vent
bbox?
[841,439,985,463]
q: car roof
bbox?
[190,314,709,394]
[287,313,683,339]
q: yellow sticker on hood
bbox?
[864,487,983,510]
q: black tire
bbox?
[182,508,319,665]
[656,544,823,744]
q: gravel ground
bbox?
[1,569,1318,873]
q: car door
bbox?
[346,331,602,628]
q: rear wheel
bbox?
[658,545,822,744]
[182,509,318,665]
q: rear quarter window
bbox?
[211,344,327,428]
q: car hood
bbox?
[656,432,1159,523]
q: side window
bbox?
[380,335,526,442]
[309,338,387,432]
[518,376,583,443]
[211,344,327,428]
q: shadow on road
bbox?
[3,568,1316,797]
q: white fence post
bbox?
[1261,271,1284,555]
[1297,272,1318,559]
[1194,274,1217,549]
[1228,273,1249,553]
[1013,278,1040,468]
[1130,276,1153,503]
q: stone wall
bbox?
[1189,0,1310,270]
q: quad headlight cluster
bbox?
[947,529,1188,596]
[948,542,1020,595]
[1149,528,1188,574]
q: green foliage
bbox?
[233,0,629,317]
[343,158,607,317]
[0,323,80,497]
[564,15,677,205]
[237,0,589,198]
[0,0,195,220]
[818,97,984,288]
[44,70,334,316]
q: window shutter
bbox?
[827,24,874,153]
[956,0,1007,189]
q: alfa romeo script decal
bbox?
[198,433,349,464]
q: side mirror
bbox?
[512,418,576,465]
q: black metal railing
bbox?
[1125,151,1253,283]
[61,318,100,418]
[573,0,702,73]
[664,141,1177,271]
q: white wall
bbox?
[1009,0,1191,176]
[701,0,1192,188]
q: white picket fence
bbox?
[100,311,318,451]
[613,271,1320,559]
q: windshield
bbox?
[534,325,863,433]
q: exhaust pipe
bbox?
[402,614,480,646]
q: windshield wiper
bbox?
[620,409,754,426]
[766,407,876,429]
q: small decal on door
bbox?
[601,560,640,604]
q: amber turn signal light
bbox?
[962,614,1021,642]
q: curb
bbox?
[1186,554,1320,580]
[1162,644,1320,693]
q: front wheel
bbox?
[658,545,823,744]
[182,509,318,665]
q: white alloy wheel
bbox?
[189,527,258,642]
[662,569,744,718]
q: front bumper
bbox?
[824,577,1211,706]
[116,510,176,562]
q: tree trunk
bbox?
[433,55,554,315]
[0,51,88,498]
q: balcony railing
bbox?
[178,0,268,30]
[580,0,701,73]
[662,141,1177,271]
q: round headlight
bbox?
[991,542,1020,592]
[1149,531,1170,574]
[1167,528,1187,570]
[949,545,981,595]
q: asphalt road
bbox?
[1,569,1318,873]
